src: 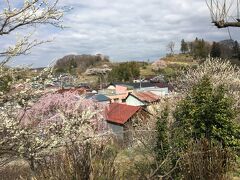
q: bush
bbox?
[180,139,235,180]
[174,76,239,148]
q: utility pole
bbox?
[140,76,142,90]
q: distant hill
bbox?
[54,54,110,74]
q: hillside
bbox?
[54,54,110,74]
[148,54,199,81]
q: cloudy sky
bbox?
[2,0,240,67]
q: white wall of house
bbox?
[125,95,145,106]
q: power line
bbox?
[227,27,233,40]
[237,0,240,21]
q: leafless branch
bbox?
[0,0,63,36]
[0,34,52,66]
[0,0,63,65]
[206,0,240,28]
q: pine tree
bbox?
[210,41,221,58]
[180,39,189,54]
[232,41,240,60]
[192,38,210,58]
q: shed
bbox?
[106,103,148,145]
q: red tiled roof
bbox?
[106,103,141,125]
[131,91,160,103]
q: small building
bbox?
[106,103,148,145]
[106,93,129,103]
[125,91,160,107]
[104,84,130,94]
[137,82,173,96]
[99,84,132,103]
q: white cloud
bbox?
[1,0,240,67]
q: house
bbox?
[106,103,149,145]
[136,82,173,96]
[103,84,130,94]
[108,82,172,95]
[99,84,132,103]
[100,82,172,103]
[106,93,129,103]
[125,91,160,107]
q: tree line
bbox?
[54,54,110,74]
[180,38,240,60]
[108,61,140,82]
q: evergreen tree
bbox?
[232,41,240,60]
[199,39,209,58]
[210,41,221,58]
[180,39,189,54]
[155,106,174,177]
[174,76,239,148]
[192,38,210,58]
[155,106,170,161]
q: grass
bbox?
[140,65,157,77]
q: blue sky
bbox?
[1,0,240,67]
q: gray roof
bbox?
[111,82,156,89]
[85,93,110,102]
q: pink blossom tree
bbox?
[21,91,107,131]
[1,91,109,170]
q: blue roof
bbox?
[85,93,110,102]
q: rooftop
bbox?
[111,82,155,89]
[85,93,111,102]
[130,91,160,103]
[106,103,141,125]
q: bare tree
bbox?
[0,0,63,65]
[166,41,175,56]
[206,0,240,28]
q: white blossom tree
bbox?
[174,58,240,110]
[0,0,64,170]
[0,0,63,65]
